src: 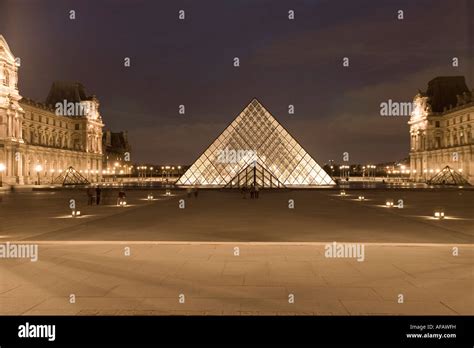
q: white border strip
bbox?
[4,241,474,247]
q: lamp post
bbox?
[365,165,375,181]
[50,169,55,184]
[0,163,6,187]
[35,164,43,185]
[340,165,349,180]
[165,166,170,184]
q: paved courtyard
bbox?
[0,188,473,315]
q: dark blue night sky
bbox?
[1,0,472,164]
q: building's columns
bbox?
[16,147,23,184]
[5,147,15,184]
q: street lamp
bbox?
[50,169,55,183]
[339,165,349,180]
[35,164,43,185]
[165,166,170,183]
[366,165,376,180]
[0,163,6,187]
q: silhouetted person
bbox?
[86,187,94,205]
[95,187,102,205]
[117,190,126,205]
[194,188,198,198]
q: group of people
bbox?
[186,188,199,198]
[86,187,127,206]
[241,185,260,199]
[86,187,102,205]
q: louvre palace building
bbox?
[408,76,474,184]
[0,35,104,186]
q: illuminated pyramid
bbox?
[53,166,90,186]
[176,99,335,188]
[428,166,470,186]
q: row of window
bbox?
[24,112,81,130]
[412,130,472,150]
[433,113,472,127]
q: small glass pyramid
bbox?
[176,99,335,188]
[52,166,90,186]
[428,166,470,186]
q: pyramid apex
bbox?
[250,97,262,104]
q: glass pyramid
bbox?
[428,166,470,186]
[52,166,90,186]
[176,99,335,188]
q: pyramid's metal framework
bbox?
[52,166,90,186]
[176,99,335,188]
[428,166,470,185]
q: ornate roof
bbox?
[425,76,470,113]
[45,81,94,107]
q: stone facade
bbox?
[408,76,474,184]
[0,35,104,185]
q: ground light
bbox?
[147,194,154,200]
[165,190,171,196]
[434,210,445,219]
[385,199,394,207]
[118,201,127,207]
[71,210,81,217]
[358,195,365,201]
[339,190,346,196]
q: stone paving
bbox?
[0,188,473,315]
[0,243,472,315]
